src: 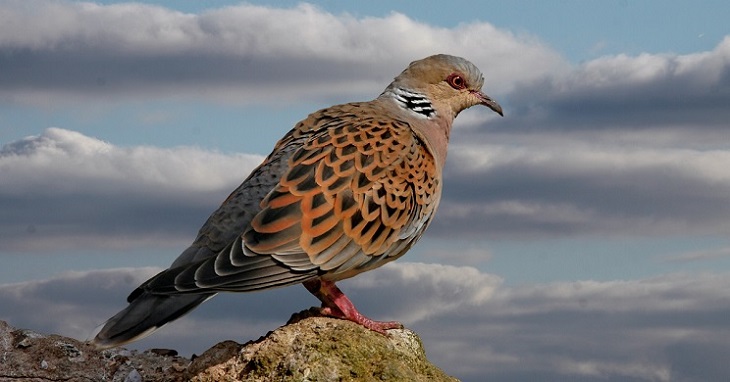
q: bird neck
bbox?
[381,87,436,120]
[378,86,453,168]
[413,115,452,169]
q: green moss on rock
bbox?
[188,309,458,382]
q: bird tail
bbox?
[90,292,215,349]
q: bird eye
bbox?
[447,73,467,90]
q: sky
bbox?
[0,1,729,380]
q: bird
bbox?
[91,54,503,348]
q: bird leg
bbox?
[303,279,403,334]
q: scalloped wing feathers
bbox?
[138,102,439,296]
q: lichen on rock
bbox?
[0,310,458,381]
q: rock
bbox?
[0,310,458,381]
[0,319,189,382]
[187,308,458,382]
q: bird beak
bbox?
[473,91,504,116]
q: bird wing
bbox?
[137,103,440,296]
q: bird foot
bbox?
[304,279,403,334]
[319,306,403,334]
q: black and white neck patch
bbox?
[392,88,436,119]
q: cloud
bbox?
[343,262,501,322]
[663,246,730,263]
[2,264,729,381]
[416,272,730,381]
[0,127,263,251]
[430,36,730,240]
[487,35,730,135]
[0,262,501,354]
[0,267,160,339]
[0,0,565,106]
[3,124,729,251]
[431,141,730,239]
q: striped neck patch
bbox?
[392,88,436,119]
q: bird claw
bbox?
[304,279,403,335]
[319,306,403,334]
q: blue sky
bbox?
[1,1,730,381]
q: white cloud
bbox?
[0,128,263,250]
[2,264,730,381]
[3,124,730,250]
[431,140,730,238]
[1,127,260,194]
[415,272,730,381]
[0,262,501,351]
[343,262,502,322]
[429,36,730,241]
[574,37,730,88]
[497,35,730,133]
[0,1,566,105]
[0,267,161,340]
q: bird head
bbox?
[384,54,503,120]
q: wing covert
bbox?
[141,104,442,295]
[244,109,440,279]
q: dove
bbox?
[91,54,503,348]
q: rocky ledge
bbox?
[0,309,458,381]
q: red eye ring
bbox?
[446,73,467,90]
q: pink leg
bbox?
[303,279,403,334]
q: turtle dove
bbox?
[92,54,503,348]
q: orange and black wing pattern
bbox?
[141,103,440,294]
[244,104,440,280]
